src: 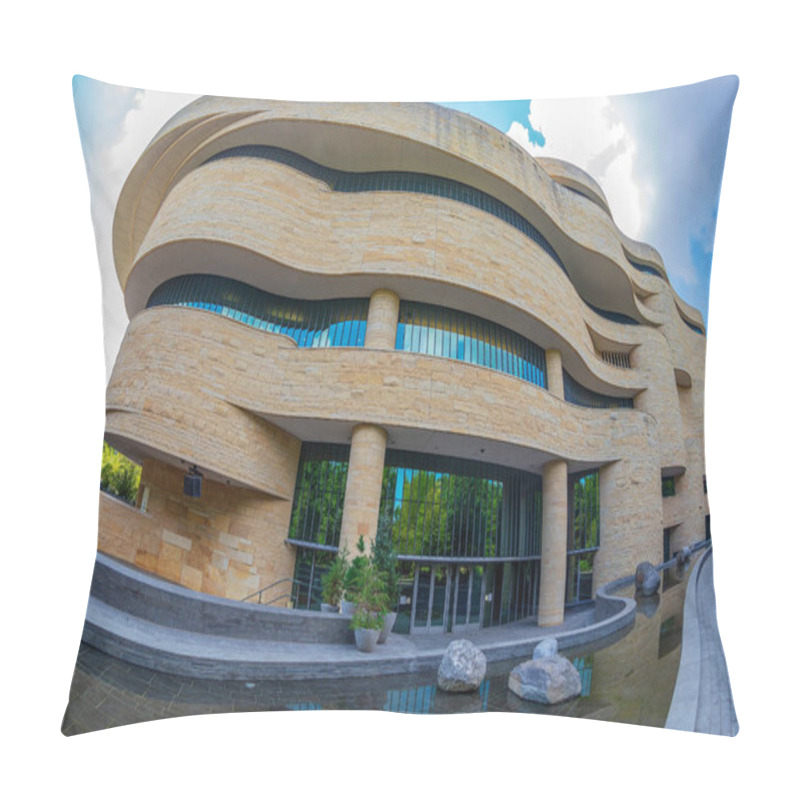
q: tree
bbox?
[100,441,141,505]
[288,459,347,546]
[383,467,502,558]
[371,509,400,609]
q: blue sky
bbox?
[444,77,738,326]
[74,76,737,376]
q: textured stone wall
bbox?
[127,157,647,398]
[108,307,653,468]
[98,459,297,601]
[115,98,702,331]
[104,98,710,620]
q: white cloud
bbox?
[508,97,645,239]
[78,84,199,380]
[506,120,537,156]
[105,89,197,207]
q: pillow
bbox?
[64,75,738,736]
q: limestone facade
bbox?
[99,98,709,629]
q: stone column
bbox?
[546,349,564,399]
[364,288,400,350]
[338,289,399,555]
[538,459,568,627]
[339,423,388,555]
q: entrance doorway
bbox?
[408,564,485,634]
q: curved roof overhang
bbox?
[113,99,700,330]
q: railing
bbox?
[242,577,320,606]
[600,351,631,369]
[658,538,710,572]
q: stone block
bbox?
[508,656,582,705]
[437,639,487,693]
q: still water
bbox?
[62,570,687,735]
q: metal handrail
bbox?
[658,537,711,572]
[241,576,321,607]
[242,577,294,604]
[263,593,294,606]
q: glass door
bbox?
[409,564,485,633]
[450,564,484,632]
[410,565,450,633]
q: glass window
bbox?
[291,548,333,610]
[563,369,634,410]
[147,275,369,349]
[380,450,542,560]
[566,470,600,606]
[288,443,349,548]
[396,301,548,390]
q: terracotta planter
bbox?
[354,628,381,653]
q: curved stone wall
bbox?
[103,96,709,621]
[126,158,645,398]
[114,100,688,328]
[108,306,651,469]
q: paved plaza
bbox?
[63,548,737,736]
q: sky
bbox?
[443,77,738,323]
[74,75,737,379]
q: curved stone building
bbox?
[100,97,709,634]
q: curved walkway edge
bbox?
[665,547,739,736]
[83,553,636,681]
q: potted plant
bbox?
[320,547,348,613]
[350,606,384,652]
[371,509,400,643]
[342,535,369,615]
[350,560,388,653]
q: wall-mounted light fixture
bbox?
[184,465,203,497]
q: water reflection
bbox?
[63,570,688,735]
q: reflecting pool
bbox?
[62,567,689,735]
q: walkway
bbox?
[82,551,635,681]
[665,548,738,736]
[65,548,738,735]
[84,595,614,681]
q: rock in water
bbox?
[508,656,582,704]
[635,561,661,596]
[437,639,487,692]
[533,637,558,660]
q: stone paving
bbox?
[63,548,735,736]
[62,630,613,735]
[83,593,608,681]
[665,549,738,736]
[63,605,615,735]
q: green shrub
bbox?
[344,535,369,601]
[100,442,141,505]
[371,509,399,609]
[350,606,384,631]
[320,547,349,607]
[347,554,389,630]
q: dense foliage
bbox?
[371,509,400,606]
[288,459,347,547]
[100,442,141,505]
[384,470,501,557]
